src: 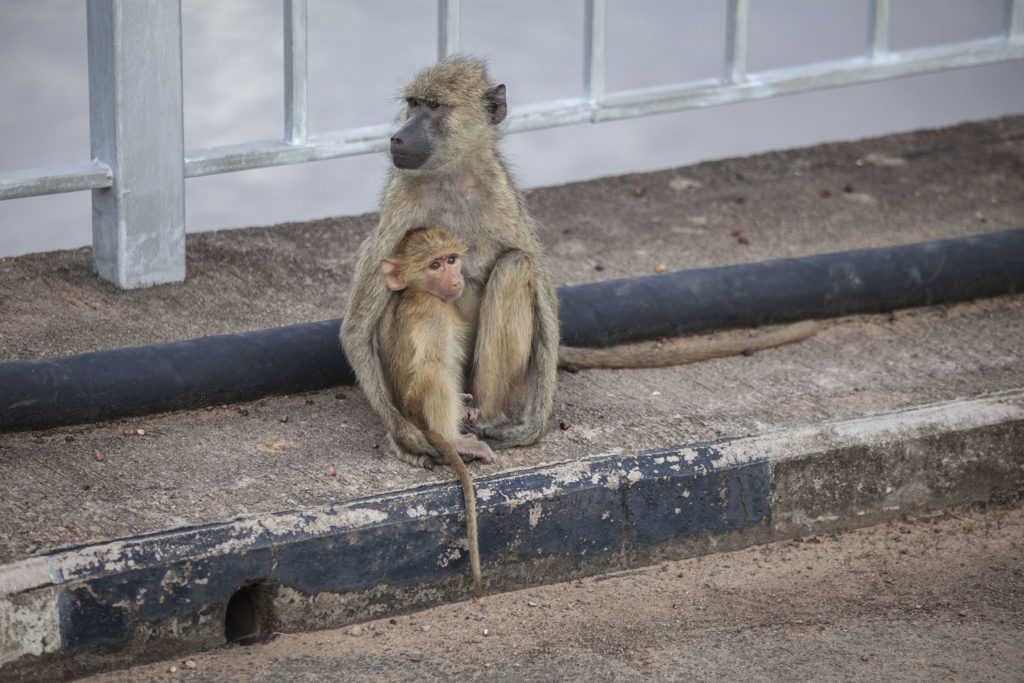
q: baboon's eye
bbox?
[407,98,418,108]
[446,254,457,265]
[427,100,440,109]
[429,260,442,270]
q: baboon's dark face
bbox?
[390,98,449,170]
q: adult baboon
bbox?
[341,57,560,467]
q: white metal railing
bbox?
[2,0,1023,287]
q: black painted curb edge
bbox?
[2,228,1023,432]
[2,390,1022,678]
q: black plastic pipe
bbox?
[2,228,1022,432]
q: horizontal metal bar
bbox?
[179,34,1022,177]
[0,160,112,200]
[8,34,1022,188]
[184,124,392,177]
[593,36,1024,123]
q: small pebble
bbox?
[205,405,214,411]
[524,190,534,198]
[327,467,337,477]
[731,229,742,237]
[137,429,146,436]
[335,392,346,400]
[122,428,133,436]
[184,660,197,669]
[634,186,647,196]
[168,666,177,673]
[483,628,491,637]
[654,264,667,274]
[564,364,579,374]
[421,625,431,632]
[349,625,363,637]
[527,601,538,607]
[559,421,570,430]
[93,450,104,462]
[594,264,605,272]
[844,184,854,193]
[407,652,424,662]
[737,236,750,245]
[280,415,289,423]
[562,227,572,235]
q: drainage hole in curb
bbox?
[225,582,273,645]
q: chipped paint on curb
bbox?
[2,391,1023,679]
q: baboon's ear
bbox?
[380,259,406,291]
[485,84,507,125]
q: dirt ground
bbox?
[1,116,1023,564]
[78,498,1024,682]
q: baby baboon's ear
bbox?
[380,258,406,291]
[485,84,507,125]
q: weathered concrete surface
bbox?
[1,116,1023,678]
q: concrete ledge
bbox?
[2,390,1023,679]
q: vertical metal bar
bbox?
[583,0,607,106]
[437,0,461,60]
[284,0,308,144]
[87,0,185,288]
[1008,0,1024,40]
[724,0,750,84]
[868,0,891,62]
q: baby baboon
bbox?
[377,227,490,594]
[341,57,560,466]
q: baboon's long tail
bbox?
[422,430,482,597]
[558,320,820,369]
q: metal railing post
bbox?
[284,0,308,145]
[438,0,461,60]
[86,0,185,288]
[724,0,750,84]
[583,0,607,110]
[868,0,892,62]
[1008,0,1024,40]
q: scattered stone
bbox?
[256,439,298,453]
[864,151,906,167]
[634,186,648,196]
[669,176,703,191]
[184,660,197,669]
[421,624,431,632]
[280,415,289,423]
[93,450,104,462]
[349,625,363,636]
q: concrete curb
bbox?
[3,390,1023,679]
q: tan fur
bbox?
[341,57,560,462]
[558,321,821,369]
[376,229,489,595]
